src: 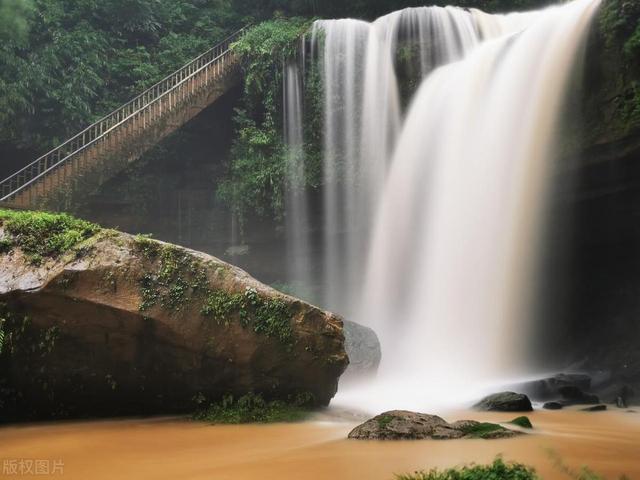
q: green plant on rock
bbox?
[201,287,294,345]
[218,18,314,223]
[0,209,100,264]
[134,239,210,313]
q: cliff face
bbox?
[0,210,348,422]
[539,0,640,386]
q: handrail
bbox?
[0,26,247,202]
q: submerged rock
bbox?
[543,401,564,410]
[473,392,533,412]
[348,410,524,440]
[0,211,349,421]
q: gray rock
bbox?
[558,386,600,405]
[348,410,523,440]
[509,373,592,401]
[342,320,381,378]
[543,401,564,410]
[474,392,533,412]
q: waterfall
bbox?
[340,0,600,411]
[282,0,600,411]
[311,7,485,314]
[283,59,311,291]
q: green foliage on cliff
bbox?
[0,209,100,264]
[0,0,242,153]
[217,18,312,221]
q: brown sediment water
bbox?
[0,407,638,479]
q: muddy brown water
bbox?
[0,407,638,479]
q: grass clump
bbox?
[396,457,538,480]
[0,209,100,264]
[509,416,533,429]
[193,392,312,424]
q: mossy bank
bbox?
[0,209,348,422]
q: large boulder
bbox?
[0,210,348,422]
[473,392,533,412]
[348,410,523,440]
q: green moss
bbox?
[0,209,100,264]
[460,422,507,439]
[377,414,394,429]
[193,392,312,424]
[133,233,161,259]
[135,240,210,313]
[201,287,294,345]
[509,416,533,429]
[396,457,538,480]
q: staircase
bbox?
[0,28,246,210]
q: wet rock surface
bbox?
[348,410,526,440]
[473,392,533,412]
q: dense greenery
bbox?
[217,17,313,221]
[0,209,100,264]
[193,391,313,423]
[0,0,246,153]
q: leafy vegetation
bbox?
[0,209,100,264]
[396,458,538,480]
[217,18,313,222]
[202,286,294,345]
[193,392,313,424]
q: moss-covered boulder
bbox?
[347,410,524,440]
[0,209,348,422]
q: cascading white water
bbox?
[337,0,601,412]
[311,7,485,314]
[283,0,600,412]
[283,60,311,290]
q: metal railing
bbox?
[0,27,247,204]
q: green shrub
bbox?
[193,392,312,424]
[396,458,538,480]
